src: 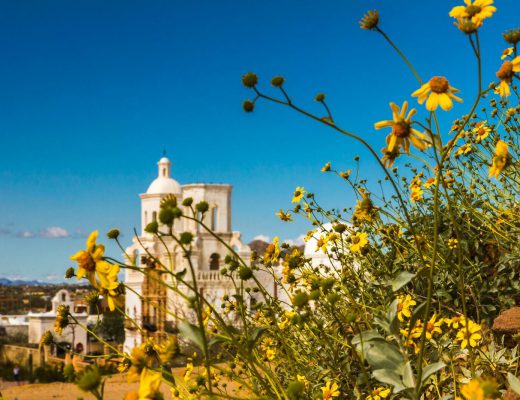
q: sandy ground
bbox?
[0,372,174,400]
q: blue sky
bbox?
[0,0,517,281]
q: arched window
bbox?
[144,211,148,225]
[61,292,66,302]
[209,253,220,270]
[152,211,157,222]
[211,207,218,231]
[162,168,166,176]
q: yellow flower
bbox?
[137,368,163,400]
[350,232,368,253]
[292,186,305,203]
[397,294,416,322]
[263,237,280,266]
[489,140,511,179]
[456,319,482,349]
[412,77,462,111]
[353,191,378,222]
[304,230,316,242]
[374,101,427,153]
[321,162,331,172]
[472,121,491,143]
[321,381,340,400]
[424,177,436,189]
[70,230,117,288]
[425,314,443,340]
[380,146,400,168]
[448,238,459,249]
[455,143,472,157]
[501,47,514,60]
[297,374,309,388]
[276,209,293,222]
[316,235,330,253]
[410,185,424,202]
[460,378,498,400]
[495,57,520,98]
[449,0,496,24]
[367,387,391,400]
[183,362,194,383]
[359,10,379,30]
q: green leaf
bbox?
[402,361,415,388]
[507,373,520,395]
[351,330,384,346]
[388,271,416,292]
[178,321,206,355]
[162,365,177,387]
[421,362,446,386]
[175,268,187,280]
[362,339,405,372]
[372,369,405,393]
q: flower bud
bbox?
[503,28,520,44]
[159,208,175,225]
[195,201,209,214]
[179,232,194,245]
[106,229,120,239]
[241,72,258,88]
[242,100,255,112]
[291,292,309,308]
[39,331,54,347]
[314,93,326,102]
[238,266,253,280]
[145,221,159,234]
[77,366,102,392]
[182,197,193,207]
[64,267,75,279]
[287,381,305,398]
[160,194,177,209]
[271,76,285,87]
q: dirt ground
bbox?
[0,372,174,400]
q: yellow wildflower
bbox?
[449,0,496,24]
[297,374,309,388]
[263,237,280,266]
[353,191,378,222]
[410,185,424,202]
[367,387,391,400]
[137,368,163,400]
[381,146,400,168]
[350,232,368,253]
[304,230,316,242]
[397,294,416,322]
[424,177,436,189]
[276,209,293,222]
[359,10,379,30]
[316,235,330,253]
[425,314,443,340]
[321,162,331,172]
[374,101,427,153]
[321,381,340,400]
[184,362,194,382]
[292,186,305,203]
[412,77,462,111]
[501,47,514,60]
[489,140,511,179]
[455,143,472,157]
[456,319,482,349]
[448,238,459,249]
[460,378,499,400]
[472,121,491,143]
[70,230,117,288]
[495,57,520,98]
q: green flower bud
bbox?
[320,278,335,293]
[64,267,75,279]
[243,100,255,112]
[145,221,159,234]
[179,232,194,245]
[39,331,54,347]
[309,289,321,300]
[241,72,258,88]
[238,266,253,280]
[327,292,340,304]
[291,292,309,308]
[315,93,326,102]
[77,366,102,392]
[182,197,193,207]
[160,194,177,209]
[171,207,183,219]
[271,76,285,87]
[159,208,175,225]
[84,291,100,307]
[106,229,120,239]
[195,201,209,213]
[287,381,305,399]
[333,223,347,233]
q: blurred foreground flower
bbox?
[412,77,462,111]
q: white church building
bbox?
[123,157,259,351]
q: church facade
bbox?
[123,157,256,352]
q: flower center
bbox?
[427,322,435,332]
[429,77,449,93]
[465,5,482,17]
[84,256,96,271]
[392,120,410,138]
[496,61,514,82]
[352,236,360,244]
[397,303,404,312]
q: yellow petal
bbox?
[438,94,454,111]
[426,93,439,111]
[374,120,393,130]
[76,267,86,280]
[387,134,397,152]
[70,250,87,261]
[86,230,98,252]
[411,83,429,98]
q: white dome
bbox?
[145,156,182,195]
[146,177,182,195]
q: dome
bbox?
[146,177,182,195]
[145,156,182,195]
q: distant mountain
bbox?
[0,278,53,286]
